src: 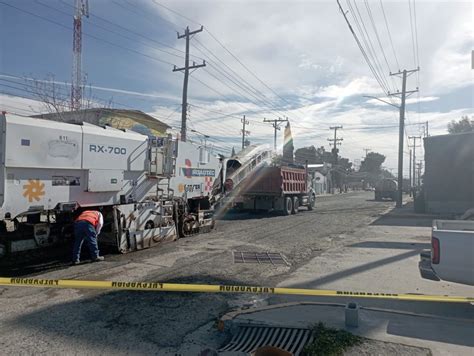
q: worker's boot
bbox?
[93,256,105,262]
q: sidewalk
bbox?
[235,203,474,355]
[219,301,473,355]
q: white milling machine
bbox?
[0,113,220,259]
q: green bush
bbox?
[303,322,362,356]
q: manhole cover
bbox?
[219,325,312,355]
[233,252,289,265]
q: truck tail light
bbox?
[432,237,440,264]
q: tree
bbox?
[360,152,386,174]
[381,169,394,179]
[23,74,110,119]
[295,145,318,164]
[447,116,473,134]
[338,157,353,172]
[272,154,283,165]
[294,145,336,165]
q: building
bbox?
[308,163,332,195]
[32,108,170,137]
[423,131,474,214]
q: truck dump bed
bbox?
[243,166,307,196]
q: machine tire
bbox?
[284,196,293,216]
[292,197,299,214]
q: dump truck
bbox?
[235,165,315,214]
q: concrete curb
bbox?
[218,300,474,332]
[218,301,345,332]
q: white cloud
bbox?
[425,20,473,94]
[315,76,382,99]
[366,96,439,106]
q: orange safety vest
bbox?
[75,210,100,227]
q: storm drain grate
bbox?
[233,252,289,265]
[219,325,312,355]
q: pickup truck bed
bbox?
[419,220,474,285]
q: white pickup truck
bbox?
[419,220,474,286]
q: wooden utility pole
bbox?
[409,149,412,196]
[328,126,343,165]
[389,68,419,207]
[241,115,250,150]
[363,148,371,158]
[328,126,343,193]
[408,136,421,188]
[173,26,206,142]
[263,117,288,150]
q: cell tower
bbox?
[71,0,89,111]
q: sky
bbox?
[0,0,472,174]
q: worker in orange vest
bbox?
[72,210,104,264]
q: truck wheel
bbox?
[284,196,293,215]
[307,194,315,211]
[292,197,299,214]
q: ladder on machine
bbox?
[148,135,176,200]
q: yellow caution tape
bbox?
[0,277,472,303]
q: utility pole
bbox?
[71,0,89,111]
[409,149,412,196]
[389,68,419,207]
[425,121,429,137]
[408,136,421,188]
[263,117,288,150]
[173,26,206,142]
[328,126,343,193]
[328,126,343,165]
[241,115,250,150]
[363,148,371,158]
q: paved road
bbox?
[0,192,471,355]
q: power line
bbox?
[114,0,297,121]
[408,0,418,69]
[150,1,308,120]
[0,1,175,67]
[379,0,400,72]
[35,0,190,61]
[349,0,391,94]
[192,42,290,119]
[364,0,397,93]
[151,0,201,27]
[201,64,280,117]
[337,0,390,98]
[112,0,182,32]
[194,39,268,101]
[56,0,194,59]
[118,0,310,125]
